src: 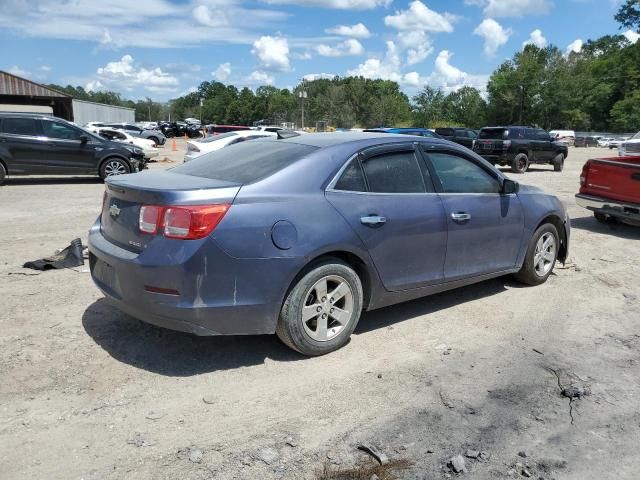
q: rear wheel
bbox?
[553,153,564,172]
[511,153,528,174]
[0,162,6,186]
[276,260,363,356]
[514,223,559,286]
[149,136,160,146]
[99,158,130,180]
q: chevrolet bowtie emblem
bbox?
[109,203,121,217]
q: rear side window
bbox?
[42,120,82,140]
[334,159,366,192]
[427,152,500,194]
[478,128,508,140]
[536,130,550,141]
[362,151,426,193]
[435,128,454,136]
[1,117,39,136]
[171,141,317,184]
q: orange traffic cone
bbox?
[172,138,177,152]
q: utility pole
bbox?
[199,97,203,124]
[519,85,525,125]
[298,80,307,130]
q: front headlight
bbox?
[125,145,143,155]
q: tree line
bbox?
[50,1,640,132]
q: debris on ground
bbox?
[257,447,279,465]
[23,238,84,271]
[126,432,154,447]
[357,444,389,465]
[449,454,466,473]
[464,450,480,459]
[202,395,216,404]
[145,411,165,420]
[189,447,203,463]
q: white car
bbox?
[83,122,105,133]
[619,131,640,156]
[184,130,277,162]
[597,137,616,147]
[95,127,159,159]
[609,137,630,150]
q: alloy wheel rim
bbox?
[533,232,556,277]
[105,161,126,176]
[301,275,354,342]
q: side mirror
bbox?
[502,179,519,194]
[79,135,89,144]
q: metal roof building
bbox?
[0,71,134,125]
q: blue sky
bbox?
[1,0,635,101]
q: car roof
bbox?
[269,131,451,149]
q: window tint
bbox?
[171,141,317,184]
[1,117,39,136]
[508,128,525,139]
[334,159,366,192]
[362,151,426,193]
[42,120,82,140]
[126,125,142,132]
[525,128,536,140]
[478,128,508,140]
[427,152,500,194]
[536,130,550,141]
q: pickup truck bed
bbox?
[576,156,640,224]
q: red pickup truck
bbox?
[576,156,640,225]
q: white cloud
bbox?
[88,54,179,93]
[325,23,371,38]
[262,0,390,9]
[316,39,364,57]
[348,41,403,83]
[40,65,52,72]
[426,50,490,93]
[85,80,105,92]
[303,73,337,81]
[473,18,511,57]
[482,0,551,18]
[397,30,433,65]
[523,29,547,48]
[252,36,290,71]
[384,1,456,33]
[623,29,640,44]
[192,5,228,27]
[245,70,275,85]
[565,38,583,55]
[213,62,231,81]
[7,65,30,78]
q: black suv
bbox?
[473,126,569,173]
[0,113,145,185]
[434,127,477,149]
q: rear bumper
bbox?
[475,153,513,164]
[87,221,301,335]
[575,193,640,221]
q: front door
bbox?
[326,145,447,291]
[40,119,97,173]
[421,148,524,281]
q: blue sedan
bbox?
[88,132,570,356]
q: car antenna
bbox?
[277,130,301,139]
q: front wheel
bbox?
[276,260,363,356]
[99,158,130,180]
[553,153,564,172]
[514,224,559,286]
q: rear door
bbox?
[421,147,524,281]
[0,116,49,174]
[40,119,98,173]
[326,144,447,291]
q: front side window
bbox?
[1,117,39,136]
[427,152,500,194]
[362,151,427,193]
[536,130,551,141]
[42,120,83,140]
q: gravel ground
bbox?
[1,144,639,480]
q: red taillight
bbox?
[139,205,163,234]
[138,204,230,240]
[580,161,590,187]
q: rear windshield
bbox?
[198,132,238,143]
[171,140,318,184]
[478,128,508,139]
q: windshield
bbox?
[632,132,640,140]
[197,132,238,143]
[171,140,317,184]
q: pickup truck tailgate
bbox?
[581,156,640,204]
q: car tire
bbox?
[149,136,160,146]
[0,162,6,186]
[99,158,130,180]
[511,153,528,174]
[553,153,564,172]
[594,211,614,224]
[514,223,559,286]
[276,259,363,356]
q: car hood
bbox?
[517,183,545,194]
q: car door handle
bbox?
[451,212,471,222]
[360,215,387,227]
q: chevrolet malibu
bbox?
[88,133,570,356]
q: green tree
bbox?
[615,0,640,31]
[412,86,447,127]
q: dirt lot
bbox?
[1,143,639,480]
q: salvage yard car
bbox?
[473,126,569,173]
[96,128,159,160]
[618,131,640,157]
[89,132,570,356]
[184,129,277,162]
[363,127,442,138]
[0,113,145,185]
[576,155,640,225]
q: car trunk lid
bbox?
[101,170,240,253]
[580,156,640,205]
